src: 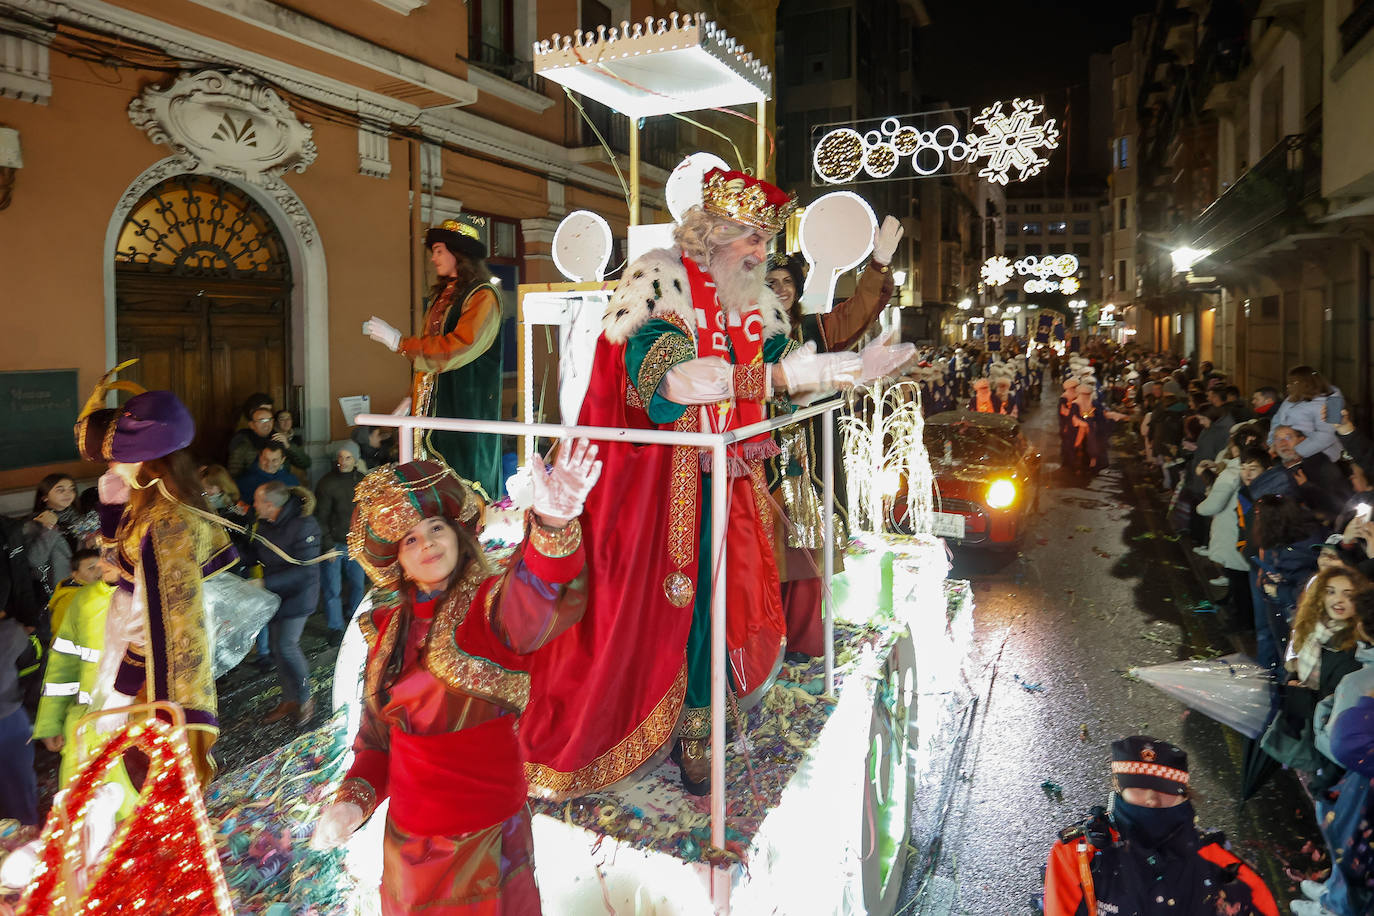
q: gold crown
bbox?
[701,173,797,234]
[438,219,481,241]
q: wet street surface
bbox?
[896,399,1318,915]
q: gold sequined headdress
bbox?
[701,168,797,234]
[347,461,484,588]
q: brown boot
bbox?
[673,738,711,796]
[262,701,299,725]
[293,697,316,727]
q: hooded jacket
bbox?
[1268,389,1344,461]
[1315,641,1374,765]
[1195,459,1247,571]
[245,487,322,620]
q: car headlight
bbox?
[986,478,1017,509]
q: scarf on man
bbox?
[1294,619,1350,688]
[681,255,769,448]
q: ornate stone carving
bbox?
[128,70,317,185]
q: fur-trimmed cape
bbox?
[602,247,791,346]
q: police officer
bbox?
[1043,736,1278,916]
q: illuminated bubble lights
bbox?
[981,253,1081,295]
[813,117,971,184]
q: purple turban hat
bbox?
[74,361,195,462]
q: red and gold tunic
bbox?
[339,519,586,915]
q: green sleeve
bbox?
[33,603,83,738]
[625,319,696,425]
[763,332,796,364]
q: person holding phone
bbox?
[1268,366,1344,461]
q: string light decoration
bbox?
[813,116,971,184]
[531,12,770,118]
[19,715,232,916]
[981,253,1081,295]
[964,98,1060,186]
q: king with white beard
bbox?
[517,168,890,798]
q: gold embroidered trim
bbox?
[635,332,696,406]
[101,411,119,461]
[625,380,645,410]
[658,310,694,337]
[528,516,582,559]
[524,662,688,800]
[358,610,379,650]
[748,459,773,532]
[667,411,699,572]
[732,363,767,402]
[679,691,743,740]
[423,562,531,712]
[335,777,378,819]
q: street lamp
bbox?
[957,297,973,310]
[1170,247,1210,274]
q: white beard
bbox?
[707,248,766,314]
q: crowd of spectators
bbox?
[1128,358,1374,916]
[2,392,401,829]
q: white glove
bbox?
[364,316,402,352]
[871,216,904,266]
[311,801,365,851]
[778,342,862,394]
[660,357,734,405]
[530,438,603,526]
[97,469,131,506]
[859,330,916,383]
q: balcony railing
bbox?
[466,40,545,93]
[1341,0,1374,54]
[576,98,692,172]
[1188,131,1320,257]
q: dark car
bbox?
[894,409,1041,548]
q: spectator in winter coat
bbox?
[1195,449,1253,614]
[46,547,102,637]
[1251,494,1327,671]
[352,424,393,470]
[1268,366,1344,462]
[1236,450,1298,669]
[273,408,313,480]
[1271,425,1352,523]
[314,440,366,642]
[246,482,322,727]
[0,611,39,825]
[1306,593,1374,916]
[236,442,300,500]
[1251,386,1280,424]
[1043,736,1277,916]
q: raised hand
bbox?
[531,438,603,527]
[778,341,863,394]
[872,216,904,266]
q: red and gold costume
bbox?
[519,171,796,798]
[339,463,586,915]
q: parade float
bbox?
[0,11,1083,913]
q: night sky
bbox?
[918,0,1157,107]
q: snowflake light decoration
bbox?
[965,98,1060,186]
[980,255,1014,287]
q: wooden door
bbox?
[113,175,291,464]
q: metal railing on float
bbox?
[353,398,845,853]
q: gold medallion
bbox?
[663,571,694,607]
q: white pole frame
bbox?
[359,399,842,861]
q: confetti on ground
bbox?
[1014,674,1046,693]
[1040,781,1064,802]
[1075,526,1093,533]
[1188,601,1217,614]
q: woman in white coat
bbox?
[1196,426,1264,628]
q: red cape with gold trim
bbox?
[518,335,694,800]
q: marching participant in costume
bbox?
[762,220,909,658]
[73,363,238,787]
[519,169,906,797]
[364,220,504,500]
[313,444,600,914]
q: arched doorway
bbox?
[113,174,293,463]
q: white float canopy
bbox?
[532,13,770,119]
